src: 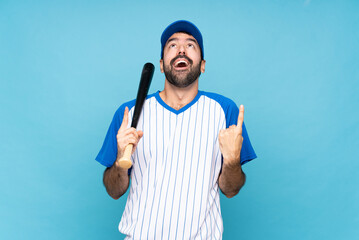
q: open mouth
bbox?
[174,59,189,69]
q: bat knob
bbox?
[118,159,132,169]
[118,144,133,169]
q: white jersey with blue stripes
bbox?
[96,90,257,240]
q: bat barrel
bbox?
[131,62,155,128]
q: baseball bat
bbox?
[118,62,154,169]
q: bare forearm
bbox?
[103,163,130,200]
[218,161,246,198]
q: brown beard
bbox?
[163,55,202,88]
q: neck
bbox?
[159,80,199,110]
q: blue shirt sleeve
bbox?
[95,105,125,168]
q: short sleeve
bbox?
[95,106,124,168]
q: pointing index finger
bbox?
[119,107,129,131]
[237,104,244,128]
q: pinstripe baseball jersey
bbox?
[96,90,257,240]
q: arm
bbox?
[103,164,130,200]
[103,107,143,199]
[218,105,246,198]
[218,160,246,198]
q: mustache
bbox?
[170,55,193,66]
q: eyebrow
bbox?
[166,37,198,44]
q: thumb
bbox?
[137,130,144,139]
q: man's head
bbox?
[160,20,204,60]
[160,20,206,88]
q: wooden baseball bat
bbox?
[118,63,154,169]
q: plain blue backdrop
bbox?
[1,0,358,239]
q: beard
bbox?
[163,55,202,88]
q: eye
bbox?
[169,43,176,48]
[188,43,194,48]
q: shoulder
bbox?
[200,91,238,112]
[113,99,136,119]
[113,92,157,118]
[200,91,239,128]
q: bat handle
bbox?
[118,144,133,169]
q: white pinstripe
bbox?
[118,94,227,240]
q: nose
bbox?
[178,44,186,55]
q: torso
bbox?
[119,90,227,240]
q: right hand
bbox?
[115,107,143,162]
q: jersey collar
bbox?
[154,90,203,115]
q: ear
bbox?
[160,59,164,73]
[200,59,206,73]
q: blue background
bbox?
[1,0,358,239]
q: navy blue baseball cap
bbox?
[161,20,204,59]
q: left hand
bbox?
[218,105,244,166]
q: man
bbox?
[96,20,257,239]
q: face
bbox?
[160,32,206,88]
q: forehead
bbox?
[166,32,198,44]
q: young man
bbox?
[96,20,257,240]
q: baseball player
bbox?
[96,20,257,239]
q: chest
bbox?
[134,97,225,156]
